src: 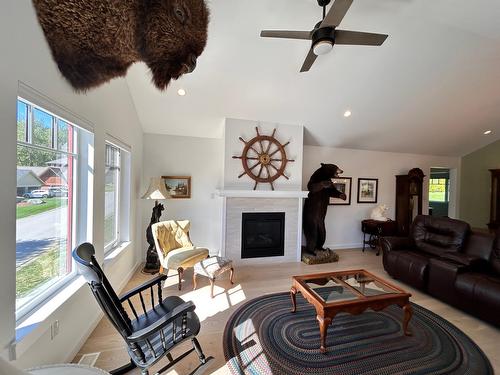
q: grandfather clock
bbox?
[488,169,500,231]
[395,168,425,236]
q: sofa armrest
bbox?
[380,236,414,253]
[428,258,469,304]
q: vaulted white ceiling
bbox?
[125,0,500,156]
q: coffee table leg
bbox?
[290,287,297,313]
[403,303,413,336]
[317,315,332,354]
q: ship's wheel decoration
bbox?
[233,127,295,190]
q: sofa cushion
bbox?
[154,220,193,256]
[455,273,500,325]
[491,231,500,276]
[463,231,495,261]
[411,215,470,256]
[384,250,432,290]
[165,247,209,269]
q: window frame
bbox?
[104,142,121,253]
[103,138,131,255]
[15,97,90,321]
[429,177,450,203]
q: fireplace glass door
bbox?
[241,212,285,259]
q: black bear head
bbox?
[319,163,344,178]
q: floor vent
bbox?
[78,352,100,367]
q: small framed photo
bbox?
[162,176,191,199]
[357,178,378,203]
[329,177,352,205]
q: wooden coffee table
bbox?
[290,269,412,353]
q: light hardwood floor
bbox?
[75,249,500,374]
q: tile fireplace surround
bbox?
[218,190,308,264]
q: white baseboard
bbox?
[326,243,363,250]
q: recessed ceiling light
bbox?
[484,130,492,135]
[177,88,186,96]
[344,110,352,118]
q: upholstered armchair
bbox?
[152,220,209,290]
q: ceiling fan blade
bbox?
[300,49,318,72]
[321,0,353,28]
[260,30,312,40]
[335,30,388,46]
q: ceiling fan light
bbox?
[313,40,334,56]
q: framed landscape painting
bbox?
[357,178,378,203]
[330,177,352,205]
[162,176,191,199]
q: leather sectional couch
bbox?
[381,215,500,327]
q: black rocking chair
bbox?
[73,243,207,375]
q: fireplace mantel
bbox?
[217,190,308,199]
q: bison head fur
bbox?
[31,0,210,91]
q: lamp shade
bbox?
[141,177,171,200]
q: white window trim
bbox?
[15,91,94,322]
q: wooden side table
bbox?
[361,219,397,255]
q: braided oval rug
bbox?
[223,290,493,375]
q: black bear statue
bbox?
[303,163,346,255]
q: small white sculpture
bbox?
[370,204,390,221]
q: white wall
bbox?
[142,134,223,254]
[224,118,304,191]
[0,0,144,367]
[303,145,460,249]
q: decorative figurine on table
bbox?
[370,204,390,221]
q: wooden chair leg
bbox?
[193,272,197,290]
[229,267,234,284]
[210,278,215,298]
[177,267,184,291]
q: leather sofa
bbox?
[381,215,500,327]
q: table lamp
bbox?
[141,177,171,274]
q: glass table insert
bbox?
[302,270,403,304]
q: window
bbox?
[429,178,449,202]
[16,98,93,316]
[104,141,130,253]
[104,143,120,250]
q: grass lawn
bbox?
[104,214,117,246]
[16,198,67,219]
[429,192,446,202]
[16,247,61,298]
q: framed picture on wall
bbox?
[357,178,378,203]
[329,177,352,205]
[162,176,191,199]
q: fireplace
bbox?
[241,212,285,259]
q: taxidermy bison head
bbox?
[31,0,210,91]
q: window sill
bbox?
[103,241,132,268]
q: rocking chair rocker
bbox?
[73,243,207,375]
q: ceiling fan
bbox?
[260,0,388,72]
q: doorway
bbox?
[429,168,450,217]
